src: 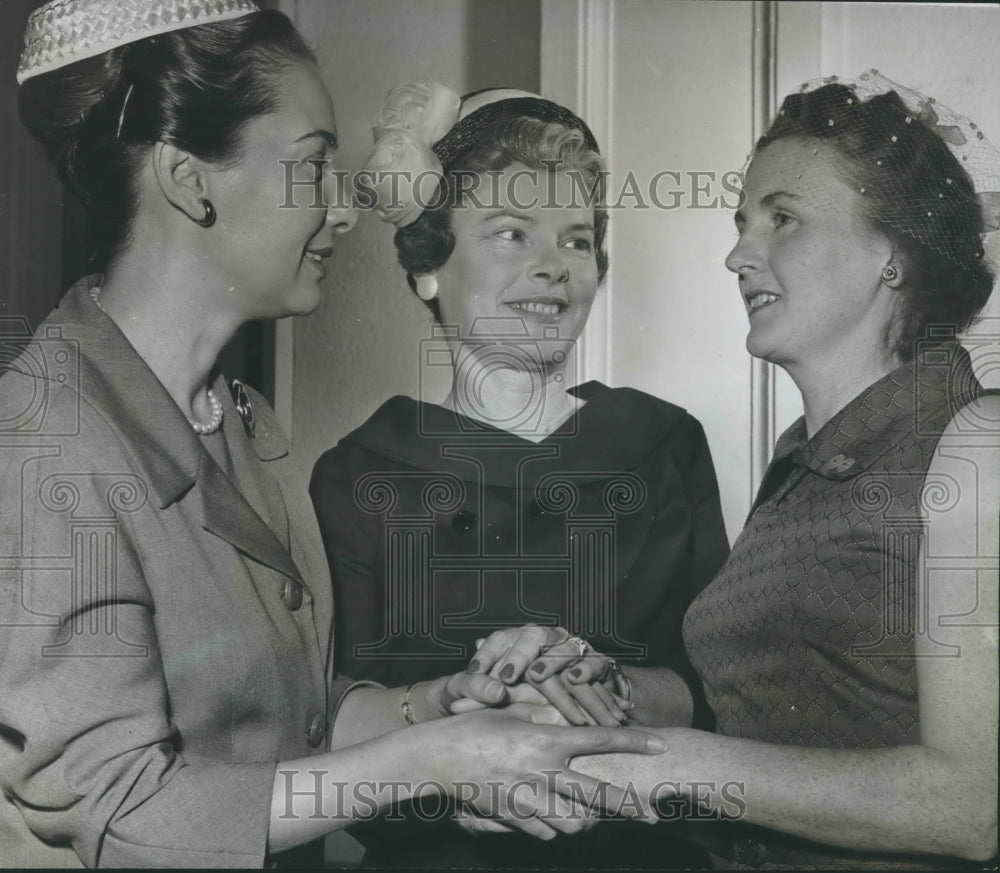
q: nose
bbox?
[530,243,570,285]
[725,229,761,275]
[326,202,357,234]
[323,170,358,234]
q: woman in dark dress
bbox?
[310,82,730,867]
[573,72,1000,869]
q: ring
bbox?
[565,635,590,658]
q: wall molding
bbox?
[541,0,614,386]
[749,0,778,495]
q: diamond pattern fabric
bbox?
[684,340,985,750]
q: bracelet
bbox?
[606,660,632,703]
[401,682,421,726]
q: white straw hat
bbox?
[17,0,260,84]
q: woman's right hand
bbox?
[420,706,666,840]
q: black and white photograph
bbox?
[1,0,998,868]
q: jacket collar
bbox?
[51,277,203,509]
[49,278,304,584]
[340,381,688,487]
[771,342,982,482]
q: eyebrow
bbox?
[293,129,338,149]
[483,210,533,223]
[734,190,803,223]
[763,190,801,203]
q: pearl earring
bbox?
[416,274,438,301]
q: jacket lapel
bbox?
[197,453,304,585]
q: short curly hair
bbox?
[757,83,994,361]
[394,116,608,322]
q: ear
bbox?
[151,142,211,223]
[880,260,905,289]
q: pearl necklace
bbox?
[90,285,224,436]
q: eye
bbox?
[496,227,527,243]
[772,209,796,228]
[561,236,593,253]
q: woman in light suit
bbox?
[0,2,664,867]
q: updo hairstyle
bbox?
[18,9,315,270]
[394,117,608,322]
[757,83,994,361]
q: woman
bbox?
[0,3,667,867]
[310,82,730,867]
[571,73,1000,868]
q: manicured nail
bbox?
[646,737,668,752]
[467,659,481,673]
[500,664,515,681]
[530,662,546,675]
[567,667,582,680]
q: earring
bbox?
[415,274,438,301]
[881,264,898,282]
[193,198,216,228]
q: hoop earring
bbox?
[881,264,898,282]
[415,274,438,301]
[194,198,216,228]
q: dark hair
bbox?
[757,83,994,361]
[18,9,315,270]
[394,116,609,322]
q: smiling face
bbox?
[208,60,356,320]
[433,162,599,371]
[726,137,899,370]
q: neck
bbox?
[444,353,581,441]
[782,342,900,439]
[99,249,241,423]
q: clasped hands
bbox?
[422,625,644,838]
[448,624,631,727]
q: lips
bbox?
[744,290,780,313]
[304,245,333,278]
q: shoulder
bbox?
[310,396,422,490]
[574,380,694,432]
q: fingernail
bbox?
[530,662,546,675]
[647,737,668,752]
[567,667,582,680]
[623,700,635,710]
[500,664,515,681]
[468,659,481,673]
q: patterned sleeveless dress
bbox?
[683,339,987,868]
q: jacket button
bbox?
[451,509,477,533]
[306,713,326,748]
[282,579,303,611]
